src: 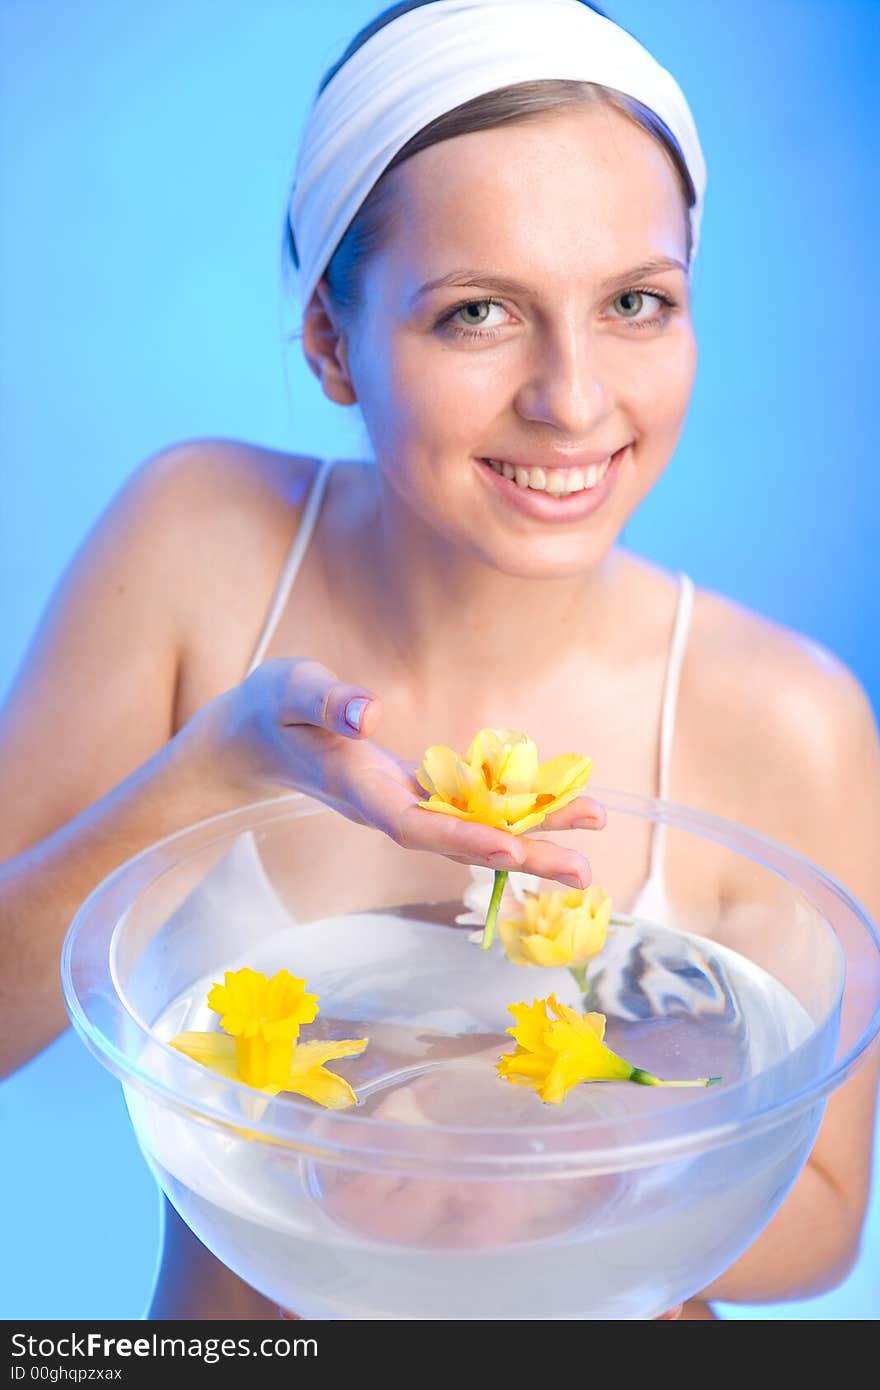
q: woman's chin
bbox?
[473,535,616,581]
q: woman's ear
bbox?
[302,277,357,406]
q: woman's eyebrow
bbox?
[410,257,686,304]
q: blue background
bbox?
[1,0,877,1320]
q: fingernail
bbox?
[488,851,519,868]
[344,697,369,730]
[559,873,585,888]
[572,816,601,829]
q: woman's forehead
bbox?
[386,108,688,295]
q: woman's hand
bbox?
[178,657,604,888]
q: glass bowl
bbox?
[61,788,880,1319]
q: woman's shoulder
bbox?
[683,576,874,837]
[690,578,865,721]
[627,553,862,713]
[136,437,336,722]
[145,434,324,603]
[149,440,375,608]
[138,435,326,533]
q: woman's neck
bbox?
[326,462,632,704]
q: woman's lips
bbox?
[475,445,628,522]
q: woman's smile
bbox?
[475,444,630,523]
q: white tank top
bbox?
[237,455,694,923]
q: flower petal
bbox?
[498,918,528,964]
[456,911,486,927]
[534,754,593,797]
[466,728,515,776]
[494,1055,544,1092]
[519,933,571,967]
[415,745,460,799]
[206,967,319,1041]
[169,1031,240,1082]
[522,897,542,930]
[571,913,608,964]
[540,1052,589,1104]
[505,998,554,1053]
[452,756,488,804]
[496,1049,553,1082]
[418,797,510,829]
[284,1039,367,1109]
[505,807,556,835]
[545,1017,632,1082]
[268,970,319,1026]
[487,789,537,823]
[536,787,585,819]
[289,1038,368,1069]
[207,968,260,1036]
[582,1011,608,1042]
[497,737,540,792]
[284,1068,359,1108]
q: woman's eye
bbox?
[442,299,507,338]
[610,289,675,327]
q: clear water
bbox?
[127,909,836,1318]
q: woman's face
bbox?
[325,103,696,578]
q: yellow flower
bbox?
[415,728,592,835]
[416,728,594,951]
[498,885,612,969]
[170,1031,367,1107]
[496,994,720,1104]
[168,966,367,1107]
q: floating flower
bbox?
[170,1031,367,1108]
[498,885,612,989]
[168,966,367,1107]
[496,994,720,1104]
[455,863,546,928]
[416,728,593,949]
[457,866,641,934]
[459,867,619,990]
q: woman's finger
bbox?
[398,803,592,886]
[538,794,607,832]
[440,840,591,889]
[272,657,382,739]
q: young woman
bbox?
[2,0,877,1321]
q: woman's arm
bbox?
[697,1104,876,1304]
[0,443,267,1073]
[0,731,255,1077]
[696,652,880,1304]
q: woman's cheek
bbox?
[631,327,696,440]
[656,318,698,409]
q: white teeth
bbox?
[485,456,612,494]
[545,469,566,496]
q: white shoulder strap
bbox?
[244,456,338,677]
[646,572,695,878]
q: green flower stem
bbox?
[630,1067,722,1088]
[569,965,590,993]
[480,869,509,951]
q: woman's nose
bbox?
[514,325,611,436]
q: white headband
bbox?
[289,0,707,315]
